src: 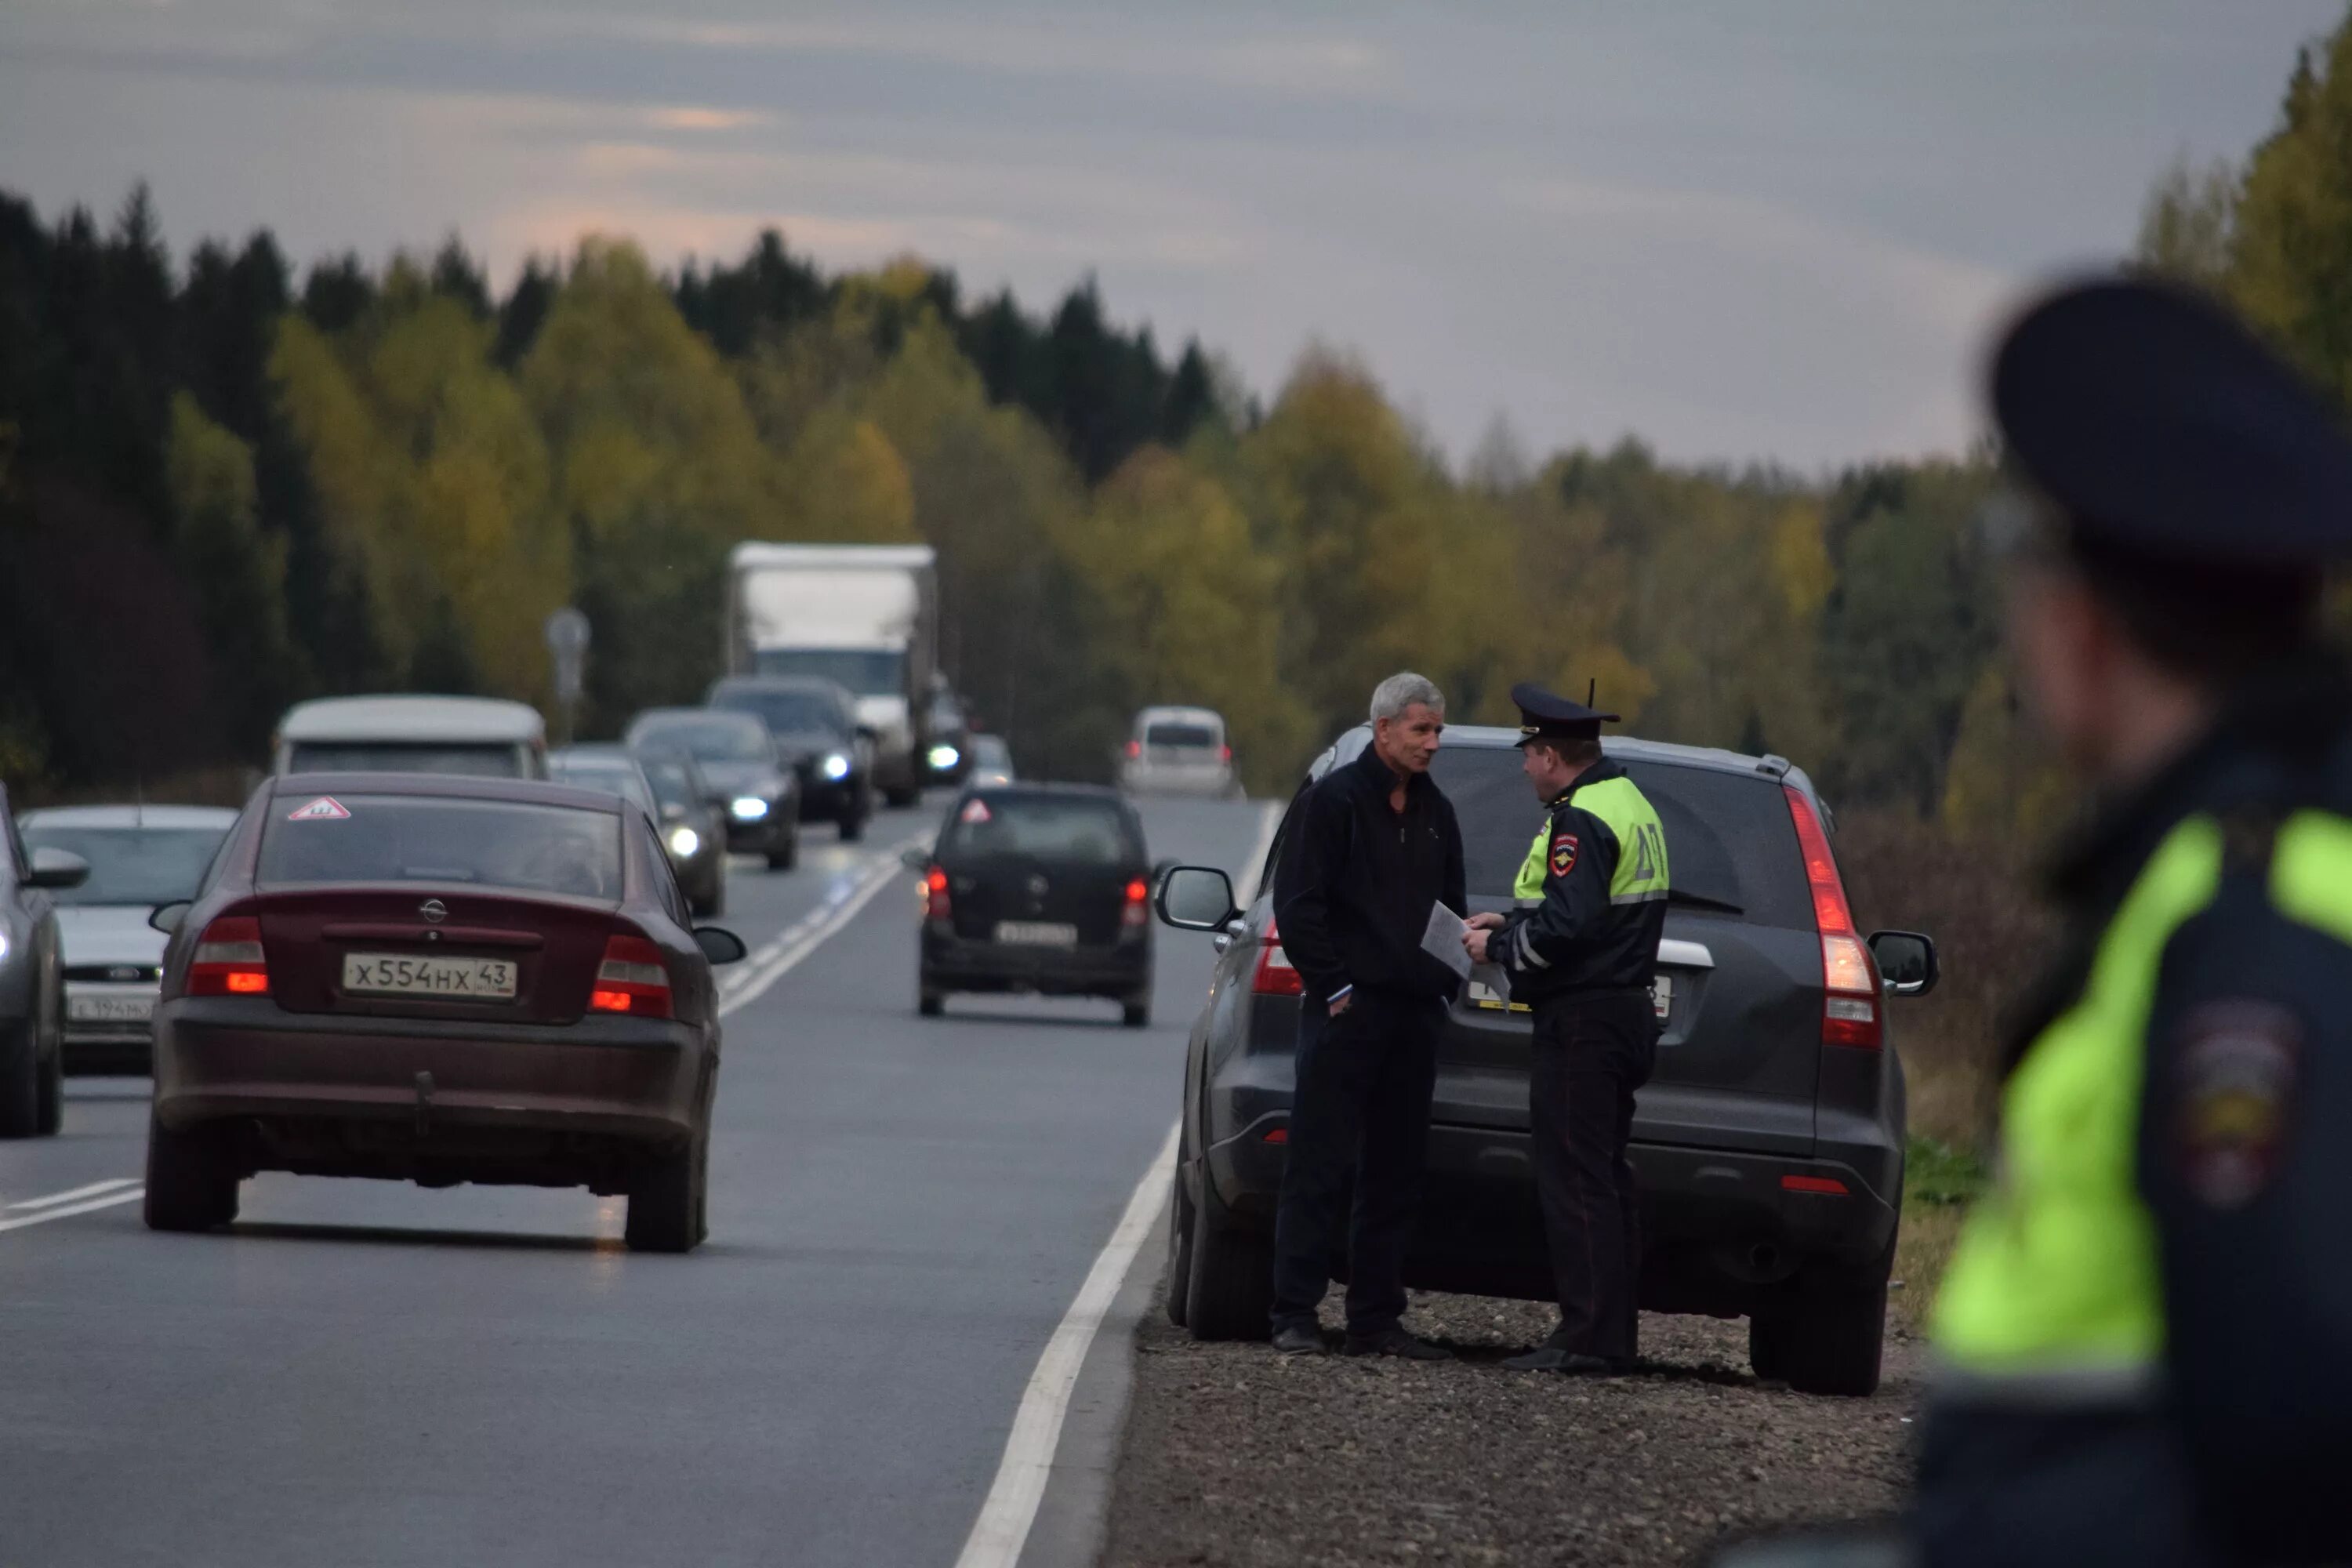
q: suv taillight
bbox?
[1783,786,1879,1049]
[1251,920,1303,996]
[591,932,673,1018]
[1122,877,1150,931]
[188,914,269,997]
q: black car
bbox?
[909,786,1156,1027]
[926,684,972,785]
[624,709,801,870]
[550,746,723,919]
[0,786,87,1138]
[1152,725,1938,1396]
[706,676,874,841]
[633,749,729,917]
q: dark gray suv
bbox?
[1153,725,1938,1396]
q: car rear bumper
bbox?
[920,931,1150,996]
[1202,1116,1900,1311]
[1119,764,1234,796]
[154,997,706,1152]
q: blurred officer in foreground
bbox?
[1465,685,1668,1375]
[1267,672,1465,1359]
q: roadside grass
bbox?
[1893,1134,1990,1332]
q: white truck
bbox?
[722,543,938,806]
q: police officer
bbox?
[1903,278,2352,1566]
[1465,684,1668,1375]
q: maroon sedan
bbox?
[144,772,746,1252]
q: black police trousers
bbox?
[1530,989,1657,1363]
[1269,991,1442,1338]
[1911,1402,2212,1568]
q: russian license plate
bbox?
[68,994,154,1023]
[341,953,518,1000]
[1653,973,1674,1020]
[993,920,1078,948]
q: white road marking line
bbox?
[6,1178,139,1211]
[0,1187,145,1232]
[717,834,927,1019]
[953,1121,1179,1568]
[955,801,1279,1567]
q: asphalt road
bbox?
[0,792,1269,1568]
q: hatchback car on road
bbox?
[1120,706,1237,797]
[144,773,746,1251]
[706,676,875,841]
[1153,726,1936,1396]
[909,786,1156,1026]
[626,708,802,870]
[16,804,237,1074]
[633,750,729,918]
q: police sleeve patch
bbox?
[2169,999,2300,1209]
[1549,833,1578,878]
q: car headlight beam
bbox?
[730,796,770,821]
[821,752,852,782]
[667,826,702,858]
[928,744,961,771]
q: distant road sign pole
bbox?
[546,608,590,747]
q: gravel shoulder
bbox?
[1102,1281,1922,1567]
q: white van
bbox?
[1119,706,1238,797]
[271,695,550,779]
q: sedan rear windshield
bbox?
[286,742,524,777]
[631,717,771,762]
[1145,723,1219,749]
[1427,748,1813,930]
[550,761,659,819]
[18,826,229,906]
[942,797,1141,865]
[713,691,844,736]
[259,797,623,901]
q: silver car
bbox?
[16,805,234,1076]
[0,784,91,1136]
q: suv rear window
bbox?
[1427,748,1814,930]
[259,797,622,901]
[1145,723,1218,749]
[631,716,771,762]
[713,689,844,736]
[942,796,1141,865]
[287,742,522,777]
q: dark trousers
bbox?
[1530,990,1656,1363]
[1911,1402,2213,1568]
[1269,992,1442,1338]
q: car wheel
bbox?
[626,1134,703,1254]
[143,1112,239,1231]
[1122,993,1151,1029]
[838,808,866,844]
[885,786,919,810]
[1184,1181,1274,1342]
[765,836,797,872]
[918,986,945,1018]
[1758,1242,1894,1397]
[1165,1162,1196,1329]
[35,1032,63,1136]
[0,1019,41,1139]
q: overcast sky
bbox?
[2,0,2341,468]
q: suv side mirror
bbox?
[27,847,89,891]
[151,901,193,935]
[1867,931,1938,997]
[1156,866,1239,932]
[694,927,749,966]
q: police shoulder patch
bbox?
[2170,999,2300,1209]
[1550,833,1578,877]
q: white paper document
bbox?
[1420,900,1473,981]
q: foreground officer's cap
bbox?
[1992,277,2352,564]
[1511,682,1618,746]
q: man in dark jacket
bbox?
[1268,672,1467,1359]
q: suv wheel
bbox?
[143,1112,239,1231]
[1165,1163,1195,1329]
[1751,1242,1893,1397]
[0,1020,41,1138]
[1184,1181,1273,1341]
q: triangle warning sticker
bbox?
[287,797,352,822]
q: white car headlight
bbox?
[928,744,961,771]
[0,925,9,964]
[821,752,852,782]
[730,796,770,821]
[667,826,702,858]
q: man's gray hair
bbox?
[1369,672,1445,723]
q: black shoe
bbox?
[1271,1325,1327,1356]
[1342,1327,1454,1361]
[1503,1343,1631,1375]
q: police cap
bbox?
[1511,682,1617,746]
[1992,278,2352,565]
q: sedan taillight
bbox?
[1250,920,1303,997]
[189,915,270,997]
[591,933,673,1018]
